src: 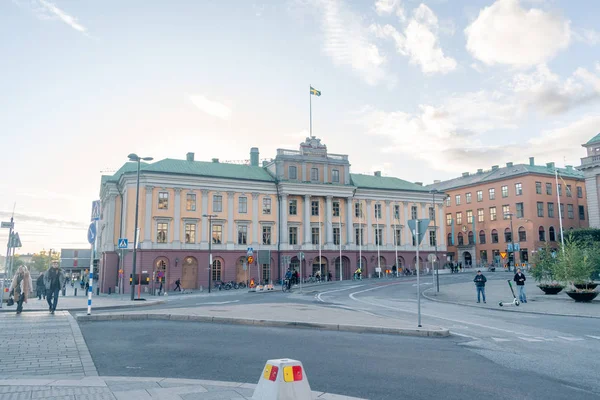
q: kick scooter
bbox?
[498,279,520,307]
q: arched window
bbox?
[549,227,556,241]
[479,230,486,244]
[491,229,499,243]
[457,232,464,246]
[212,259,222,281]
[518,226,526,242]
[468,231,474,245]
[447,233,453,245]
[539,226,546,242]
[504,228,512,243]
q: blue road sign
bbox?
[91,200,101,221]
[87,223,97,244]
[118,238,128,249]
[247,247,253,256]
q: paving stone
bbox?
[180,391,247,400]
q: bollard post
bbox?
[108,287,111,295]
[96,287,99,296]
[252,359,311,399]
[74,288,77,296]
[87,272,93,315]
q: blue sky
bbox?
[1,0,599,254]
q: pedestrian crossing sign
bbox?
[500,252,507,259]
[118,238,128,249]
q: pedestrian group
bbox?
[8,261,67,315]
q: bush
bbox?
[530,243,557,283]
[551,238,596,287]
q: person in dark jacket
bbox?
[36,273,45,300]
[473,270,487,303]
[514,268,527,303]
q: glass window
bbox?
[158,192,169,209]
[502,205,510,219]
[212,259,221,282]
[394,205,400,219]
[333,227,341,245]
[558,184,562,196]
[456,212,462,225]
[312,227,320,245]
[560,203,565,219]
[501,185,508,198]
[312,200,319,216]
[466,193,472,204]
[262,197,271,214]
[332,169,340,183]
[548,202,554,218]
[579,205,585,220]
[539,227,546,242]
[394,228,401,245]
[429,231,437,247]
[516,202,524,218]
[411,205,418,219]
[289,199,297,215]
[479,230,486,244]
[374,203,382,219]
[549,226,556,241]
[239,197,247,213]
[375,228,383,246]
[186,193,196,211]
[577,186,583,198]
[213,195,222,212]
[466,210,473,223]
[289,227,298,245]
[537,202,544,217]
[457,233,464,246]
[429,207,435,220]
[535,182,542,194]
[354,202,363,218]
[546,183,552,195]
[518,227,526,242]
[185,223,195,243]
[157,222,168,243]
[446,213,452,226]
[476,190,483,202]
[468,231,474,245]
[489,188,495,200]
[212,225,222,244]
[504,229,512,243]
[566,185,572,197]
[477,208,484,222]
[515,183,522,196]
[446,196,451,206]
[262,226,272,245]
[237,225,247,245]
[480,250,488,263]
[289,166,297,180]
[262,264,270,282]
[567,204,574,219]
[455,195,461,205]
[491,229,498,243]
[355,227,363,246]
[311,168,318,181]
[490,207,497,221]
[333,201,340,217]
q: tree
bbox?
[551,238,596,287]
[531,243,558,283]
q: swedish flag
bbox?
[310,86,321,96]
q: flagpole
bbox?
[359,202,362,277]
[309,84,312,138]
[339,215,342,281]
[319,199,322,280]
[555,168,565,253]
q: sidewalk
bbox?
[76,302,449,337]
[423,277,600,318]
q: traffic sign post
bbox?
[408,219,429,329]
[91,200,101,221]
[500,252,507,259]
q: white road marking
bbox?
[586,335,600,340]
[519,337,543,342]
[316,285,364,302]
[195,300,240,305]
[491,337,512,342]
[452,332,480,340]
[412,283,433,287]
[557,336,585,341]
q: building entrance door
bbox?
[181,257,198,289]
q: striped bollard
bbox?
[87,272,93,315]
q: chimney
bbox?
[250,147,259,167]
[566,165,573,171]
[262,160,268,167]
[546,162,555,169]
[491,165,499,171]
[433,180,441,184]
[477,169,483,174]
[529,157,535,166]
[462,172,470,177]
[374,171,381,177]
[212,158,219,163]
[186,152,194,162]
[506,162,513,168]
[415,182,423,186]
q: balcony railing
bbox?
[581,155,600,166]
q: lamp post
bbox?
[430,189,440,292]
[128,153,153,301]
[504,211,515,272]
[203,214,217,293]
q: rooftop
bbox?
[350,173,429,192]
[585,132,600,145]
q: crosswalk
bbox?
[486,335,600,343]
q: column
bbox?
[302,163,307,182]
[366,200,373,247]
[326,196,333,245]
[280,193,288,245]
[201,190,209,244]
[143,186,153,245]
[438,205,445,246]
[404,202,410,246]
[385,200,392,247]
[227,192,234,245]
[174,188,182,243]
[346,197,353,245]
[252,193,260,246]
[105,194,117,250]
[324,164,329,183]
[304,194,311,244]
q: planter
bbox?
[538,285,563,295]
[566,291,599,302]
[574,282,598,290]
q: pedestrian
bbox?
[514,268,527,303]
[473,270,487,303]
[174,278,181,291]
[285,268,293,290]
[328,271,332,281]
[10,266,33,314]
[44,261,66,314]
[36,272,45,300]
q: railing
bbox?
[328,153,348,161]
[277,149,301,156]
[581,155,600,165]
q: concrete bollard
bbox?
[252,359,311,400]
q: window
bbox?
[332,169,340,183]
[311,168,318,181]
[515,183,522,196]
[333,201,340,217]
[489,188,495,200]
[466,210,473,223]
[429,231,437,247]
[558,184,562,196]
[501,185,508,198]
[549,226,556,241]
[411,205,418,219]
[548,202,555,218]
[354,202,363,218]
[185,223,196,244]
[518,227,526,242]
[466,193,472,204]
[446,196,451,207]
[262,226,272,245]
[262,264,270,282]
[457,233,464,246]
[577,186,583,198]
[212,225,222,244]
[479,230,486,244]
[447,233,453,245]
[537,202,544,217]
[157,223,168,243]
[262,197,271,214]
[567,204,574,219]
[504,228,512,243]
[539,227,546,242]
[374,203,382,219]
[491,229,499,243]
[535,182,542,195]
[333,227,341,245]
[502,205,510,219]
[516,202,524,218]
[579,205,585,220]
[394,205,400,219]
[490,207,497,221]
[239,196,248,213]
[477,208,484,222]
[213,195,223,212]
[546,183,552,195]
[446,213,452,226]
[355,227,364,246]
[375,228,383,246]
[455,195,461,205]
[560,203,565,219]
[289,227,298,245]
[429,207,435,220]
[237,225,247,245]
[289,199,297,215]
[186,194,196,211]
[520,249,529,263]
[312,227,320,245]
[477,190,483,202]
[394,228,401,245]
[158,192,169,209]
[312,200,319,216]
[456,212,462,225]
[480,250,488,263]
[566,185,572,197]
[468,231,474,245]
[212,259,222,282]
[289,166,297,180]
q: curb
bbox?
[76,312,450,337]
[422,288,600,319]
[0,300,166,313]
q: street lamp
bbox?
[504,211,515,272]
[430,189,440,292]
[203,214,217,293]
[128,153,153,301]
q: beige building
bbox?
[579,133,600,228]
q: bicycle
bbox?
[282,279,291,292]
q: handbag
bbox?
[7,296,14,306]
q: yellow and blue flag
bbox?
[310,86,321,96]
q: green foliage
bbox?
[551,238,596,287]
[566,228,600,246]
[530,243,557,283]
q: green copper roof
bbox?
[586,133,600,145]
[350,173,429,192]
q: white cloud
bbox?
[371,4,456,75]
[465,0,571,67]
[188,95,232,120]
[574,29,600,46]
[37,0,88,34]
[374,0,405,20]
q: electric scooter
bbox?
[498,279,520,307]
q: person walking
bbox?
[44,261,66,314]
[36,272,45,300]
[473,270,487,303]
[514,268,527,303]
[174,278,181,291]
[10,266,33,314]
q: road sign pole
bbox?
[416,222,421,328]
[0,216,14,309]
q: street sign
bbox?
[118,238,128,249]
[87,223,97,244]
[1,221,13,229]
[91,200,101,221]
[247,247,254,256]
[500,252,507,259]
[514,243,520,251]
[247,256,254,264]
[408,219,430,245]
[507,243,513,252]
[298,252,305,260]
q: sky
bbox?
[1,0,599,254]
